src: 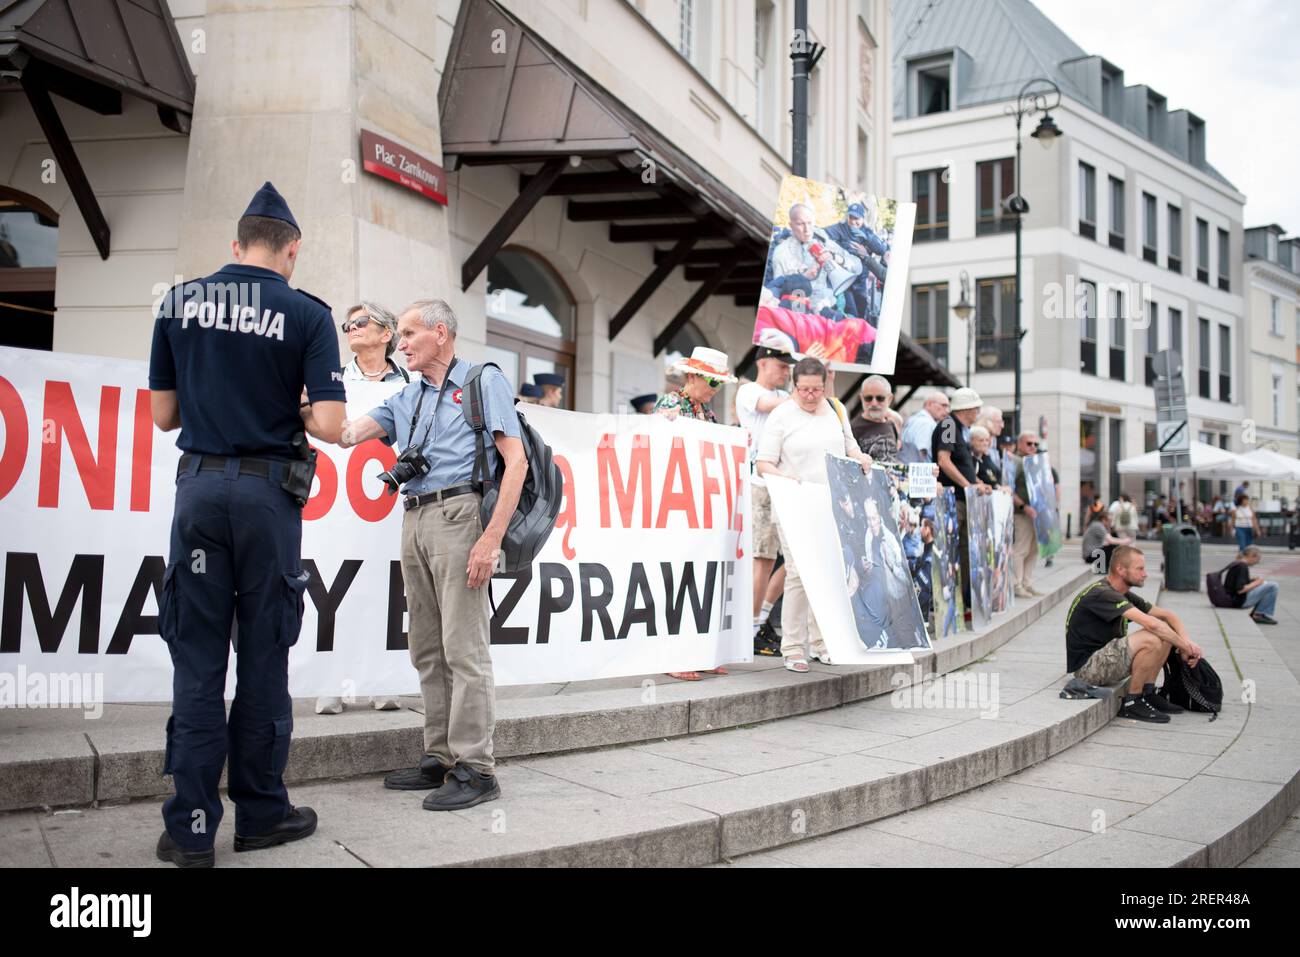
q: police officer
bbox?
[148,182,346,867]
[533,371,565,408]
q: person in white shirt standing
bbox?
[1108,492,1139,543]
[757,357,873,673]
[736,348,794,648]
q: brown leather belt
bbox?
[402,484,478,511]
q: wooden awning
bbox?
[0,0,196,259]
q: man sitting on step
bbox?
[1064,545,1205,724]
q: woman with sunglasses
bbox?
[316,302,407,716]
[655,348,736,680]
[340,302,409,385]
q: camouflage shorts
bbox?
[752,484,780,560]
[1074,635,1132,686]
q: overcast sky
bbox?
[1032,0,1300,234]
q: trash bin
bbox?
[1162,523,1201,591]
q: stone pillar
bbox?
[175,0,456,356]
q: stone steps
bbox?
[2,565,1115,867]
[720,594,1300,868]
[0,564,1093,813]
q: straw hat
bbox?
[669,346,737,384]
[949,387,983,412]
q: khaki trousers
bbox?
[1012,511,1038,588]
[775,521,830,660]
[400,494,496,774]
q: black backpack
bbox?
[1159,655,1223,720]
[1205,563,1236,608]
[462,363,564,573]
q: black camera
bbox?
[378,445,431,495]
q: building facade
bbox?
[1,0,902,420]
[1243,224,1300,506]
[891,0,1248,533]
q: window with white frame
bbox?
[1271,295,1281,335]
[1078,162,1096,239]
[1273,373,1283,427]
[678,0,695,60]
[1109,288,1125,380]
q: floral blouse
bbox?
[654,389,717,423]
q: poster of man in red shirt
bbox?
[753,174,915,375]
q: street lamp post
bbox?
[1005,78,1062,439]
[952,268,973,387]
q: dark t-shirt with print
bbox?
[1065,580,1153,673]
[931,415,976,486]
[852,417,900,464]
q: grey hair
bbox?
[969,424,991,442]
[789,202,815,221]
[860,374,892,397]
[359,300,399,357]
[408,298,458,336]
[1239,544,1262,560]
[981,405,1004,421]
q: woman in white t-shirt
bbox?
[756,358,873,673]
[1231,492,1260,552]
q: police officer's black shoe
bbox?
[384,756,451,790]
[422,765,500,811]
[233,806,318,852]
[156,831,214,868]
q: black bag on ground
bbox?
[1205,564,1236,608]
[462,363,564,573]
[1159,655,1223,719]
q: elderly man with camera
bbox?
[338,299,527,811]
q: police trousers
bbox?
[400,493,496,774]
[160,458,306,850]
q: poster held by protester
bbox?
[907,462,936,500]
[990,489,1015,614]
[1024,453,1063,558]
[752,174,915,375]
[764,473,917,665]
[825,456,931,651]
[0,348,752,703]
[931,488,966,637]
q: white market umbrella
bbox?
[1239,448,1300,482]
[1116,440,1237,477]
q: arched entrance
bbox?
[0,187,58,350]
[483,247,576,409]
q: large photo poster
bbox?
[0,348,752,703]
[826,457,930,651]
[752,174,915,375]
[965,487,1015,627]
[1024,452,1062,558]
[931,487,966,637]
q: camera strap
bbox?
[405,354,457,449]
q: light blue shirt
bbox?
[367,358,520,495]
[899,409,938,464]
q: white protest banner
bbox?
[0,347,751,703]
[765,472,914,665]
[906,462,936,501]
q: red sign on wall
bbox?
[360,129,448,206]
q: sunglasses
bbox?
[341,315,376,333]
[862,394,889,403]
[704,377,723,389]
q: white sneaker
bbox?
[371,696,401,711]
[314,696,344,715]
[812,651,833,665]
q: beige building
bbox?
[1243,225,1300,507]
[2,0,940,418]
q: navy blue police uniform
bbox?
[148,182,344,854]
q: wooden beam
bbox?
[24,61,121,116]
[567,198,688,222]
[893,383,920,409]
[521,169,658,195]
[608,235,697,341]
[20,71,110,260]
[461,157,567,291]
[734,345,759,379]
[656,246,744,266]
[653,247,745,356]
[684,263,762,282]
[611,220,728,243]
[733,294,759,307]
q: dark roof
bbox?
[0,0,194,113]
